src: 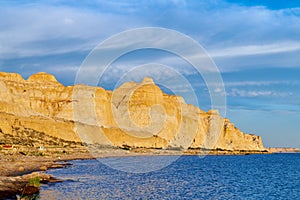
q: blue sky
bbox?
[0,0,299,148]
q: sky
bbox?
[0,0,299,148]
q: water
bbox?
[40,154,300,199]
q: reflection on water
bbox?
[40,154,300,199]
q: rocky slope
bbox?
[0,72,266,151]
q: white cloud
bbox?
[1,0,300,73]
[187,80,300,89]
[228,88,292,97]
[0,5,144,59]
[210,41,300,58]
[224,80,300,87]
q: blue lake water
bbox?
[40,153,300,199]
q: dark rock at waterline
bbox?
[0,172,61,199]
[49,162,72,169]
[22,185,39,196]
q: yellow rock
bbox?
[0,72,266,151]
[18,166,25,172]
[39,165,47,171]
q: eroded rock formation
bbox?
[0,72,265,151]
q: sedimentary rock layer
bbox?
[0,72,265,151]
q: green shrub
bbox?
[29,177,40,188]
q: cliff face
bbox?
[0,72,265,151]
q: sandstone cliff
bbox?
[0,72,265,151]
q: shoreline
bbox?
[0,151,94,199]
[0,147,299,199]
